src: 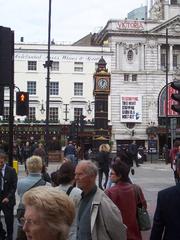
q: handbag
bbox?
[137,206,151,231]
[133,184,151,231]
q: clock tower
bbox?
[93,56,111,150]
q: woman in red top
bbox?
[105,161,147,240]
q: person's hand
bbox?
[2,197,9,204]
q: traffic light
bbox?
[80,114,86,131]
[16,92,29,116]
[0,26,14,86]
[171,81,180,113]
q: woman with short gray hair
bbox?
[22,186,75,240]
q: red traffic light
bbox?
[19,93,26,102]
[171,80,180,114]
[16,91,29,116]
[171,81,180,90]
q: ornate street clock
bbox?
[93,56,111,150]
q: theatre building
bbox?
[91,0,180,156]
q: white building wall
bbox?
[13,45,112,123]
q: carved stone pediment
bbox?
[149,15,180,35]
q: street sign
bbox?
[148,140,157,154]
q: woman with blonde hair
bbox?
[22,186,75,240]
[96,143,110,189]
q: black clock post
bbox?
[93,56,111,152]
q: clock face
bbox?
[97,78,108,89]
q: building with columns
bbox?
[91,0,180,154]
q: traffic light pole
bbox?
[8,31,15,167]
[165,28,169,163]
[8,84,14,167]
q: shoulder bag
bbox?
[17,178,46,222]
[133,184,151,231]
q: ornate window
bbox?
[127,50,134,61]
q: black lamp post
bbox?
[44,0,52,166]
[165,28,169,163]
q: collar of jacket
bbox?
[90,188,104,231]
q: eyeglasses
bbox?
[20,217,40,227]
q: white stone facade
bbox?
[6,44,111,124]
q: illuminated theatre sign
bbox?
[116,20,145,30]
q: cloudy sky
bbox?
[0,0,147,44]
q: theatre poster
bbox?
[120,95,142,123]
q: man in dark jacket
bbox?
[128,141,139,167]
[150,157,180,240]
[64,141,77,166]
[0,150,17,240]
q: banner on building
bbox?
[120,95,142,123]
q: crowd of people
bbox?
[0,139,179,240]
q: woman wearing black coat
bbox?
[96,144,110,190]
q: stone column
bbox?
[158,44,161,70]
[169,45,173,71]
[139,43,142,70]
[141,44,145,70]
[116,43,120,70]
